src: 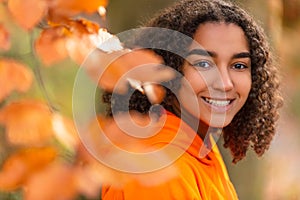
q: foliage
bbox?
[0,0,110,199]
[0,0,176,199]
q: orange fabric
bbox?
[101,111,238,200]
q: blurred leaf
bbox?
[0,24,10,51]
[0,147,57,191]
[65,19,99,64]
[7,0,47,30]
[35,19,100,66]
[84,49,175,94]
[68,19,100,35]
[65,34,94,65]
[52,113,80,151]
[24,163,77,200]
[35,27,69,66]
[0,59,33,102]
[0,100,53,145]
[48,0,108,23]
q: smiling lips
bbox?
[202,97,234,112]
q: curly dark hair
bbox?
[102,0,283,163]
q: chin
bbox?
[201,116,233,129]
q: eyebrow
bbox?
[187,49,216,57]
[187,48,251,59]
[232,52,251,59]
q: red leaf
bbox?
[7,0,47,30]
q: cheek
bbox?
[234,74,252,97]
[183,68,207,93]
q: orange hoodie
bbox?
[101,111,238,200]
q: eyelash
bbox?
[192,60,214,69]
[192,61,249,71]
[232,63,249,70]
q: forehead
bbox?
[190,22,249,51]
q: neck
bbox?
[171,99,222,149]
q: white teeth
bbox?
[204,97,230,106]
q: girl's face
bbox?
[179,22,251,128]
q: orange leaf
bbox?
[52,113,80,151]
[24,163,77,200]
[0,100,54,145]
[65,33,95,65]
[65,19,99,64]
[75,144,130,191]
[83,49,175,94]
[50,0,107,17]
[35,27,69,66]
[68,19,100,35]
[0,24,11,51]
[0,59,33,102]
[7,0,47,30]
[0,147,57,191]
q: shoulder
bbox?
[102,151,203,200]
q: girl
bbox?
[100,0,283,199]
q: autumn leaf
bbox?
[49,0,107,17]
[73,164,103,198]
[83,49,175,94]
[65,19,99,64]
[0,59,33,102]
[86,112,167,153]
[35,19,100,65]
[65,34,95,65]
[7,0,47,30]
[52,113,80,151]
[0,24,10,51]
[68,18,100,35]
[0,100,54,145]
[0,147,57,191]
[35,27,69,66]
[24,163,77,200]
[75,144,130,191]
[77,118,178,188]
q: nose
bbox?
[212,67,234,92]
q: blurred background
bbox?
[0,0,300,199]
[108,1,300,199]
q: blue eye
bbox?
[192,60,213,69]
